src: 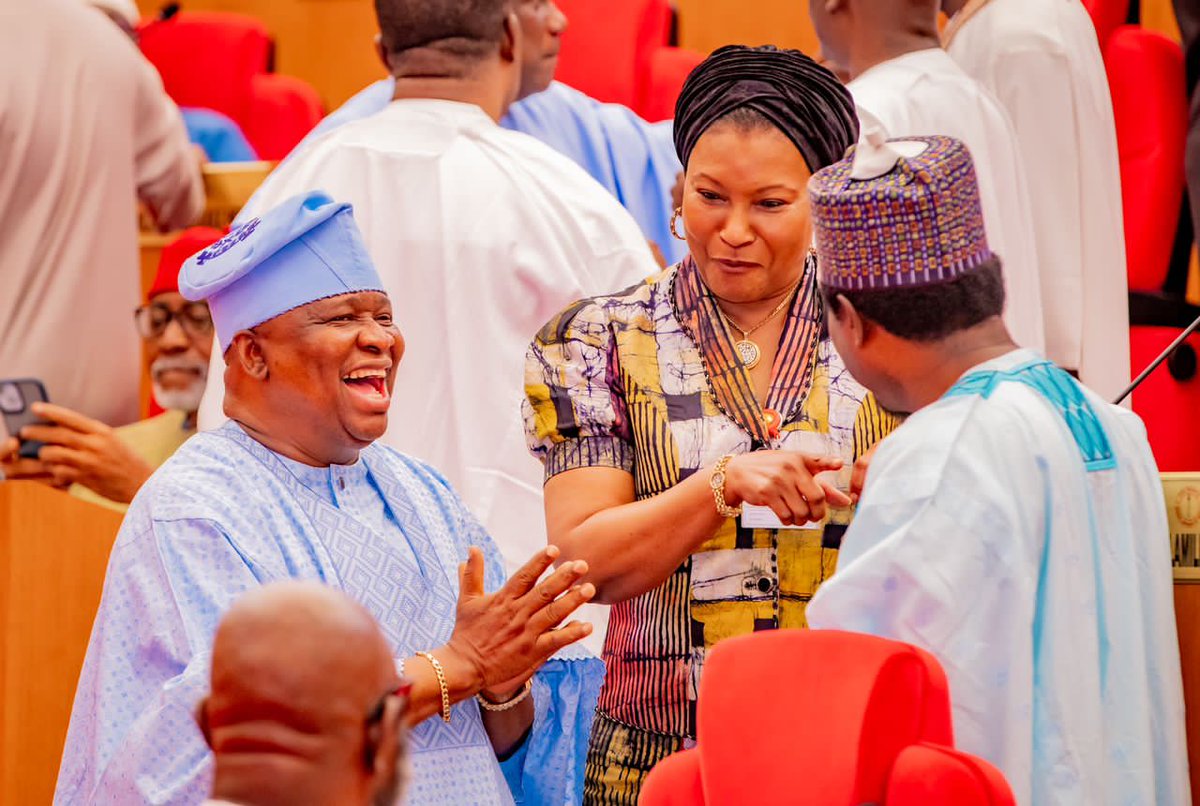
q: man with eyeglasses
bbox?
[196,582,411,806]
[0,228,223,509]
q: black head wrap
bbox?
[673,45,859,172]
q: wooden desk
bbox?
[0,483,123,805]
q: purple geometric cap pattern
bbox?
[808,135,994,292]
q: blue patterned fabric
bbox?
[944,357,1116,471]
[242,79,683,262]
[55,421,600,805]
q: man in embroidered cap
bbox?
[196,0,658,661]
[804,136,1189,805]
[56,191,600,806]
[1,228,223,511]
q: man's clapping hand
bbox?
[441,545,595,700]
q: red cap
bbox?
[148,227,227,301]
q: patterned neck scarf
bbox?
[671,253,824,445]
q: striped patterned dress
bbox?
[523,256,897,804]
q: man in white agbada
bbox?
[808,0,1046,355]
[804,134,1189,805]
[198,0,655,652]
[941,0,1130,400]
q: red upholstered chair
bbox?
[639,630,1014,805]
[1081,0,1129,49]
[555,0,704,121]
[138,12,323,160]
[1105,26,1200,470]
[886,744,1016,806]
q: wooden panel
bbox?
[675,0,821,56]
[1175,573,1200,802]
[136,0,387,108]
[1144,0,1183,41]
[0,483,123,805]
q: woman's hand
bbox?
[18,403,154,503]
[442,546,595,693]
[723,451,853,526]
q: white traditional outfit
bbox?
[805,135,1189,806]
[847,48,1046,354]
[0,0,203,425]
[199,100,656,652]
[943,0,1130,400]
[272,79,685,262]
[57,193,598,806]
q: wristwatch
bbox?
[710,454,742,518]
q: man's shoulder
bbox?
[133,427,268,515]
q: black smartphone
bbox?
[0,379,50,460]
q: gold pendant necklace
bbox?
[715,280,802,370]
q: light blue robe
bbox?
[245,79,683,262]
[807,350,1190,805]
[181,108,258,163]
[55,421,600,805]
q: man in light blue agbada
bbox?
[56,190,602,805]
[804,134,1190,805]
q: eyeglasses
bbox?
[133,301,213,340]
[366,679,413,726]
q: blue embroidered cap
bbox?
[179,190,385,351]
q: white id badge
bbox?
[740,504,822,531]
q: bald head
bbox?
[808,0,941,80]
[200,582,406,806]
[209,582,395,726]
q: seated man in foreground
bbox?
[804,134,1189,804]
[198,582,410,806]
[56,192,599,805]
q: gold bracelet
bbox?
[415,651,452,723]
[477,678,533,712]
[709,454,742,518]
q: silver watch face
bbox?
[710,471,725,489]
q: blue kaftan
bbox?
[55,422,599,804]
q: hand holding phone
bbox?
[0,379,50,460]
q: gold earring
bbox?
[670,207,686,241]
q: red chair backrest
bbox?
[139,12,272,127]
[1104,25,1187,292]
[245,74,324,161]
[555,0,671,107]
[885,744,1017,806]
[637,749,704,805]
[1081,0,1128,48]
[694,630,954,805]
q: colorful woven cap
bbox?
[179,190,385,352]
[808,134,993,292]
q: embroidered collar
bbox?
[671,254,824,444]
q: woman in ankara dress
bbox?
[522,45,898,804]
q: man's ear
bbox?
[229,331,269,380]
[195,697,214,749]
[499,11,521,65]
[833,293,869,348]
[374,34,391,73]
[367,697,409,798]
